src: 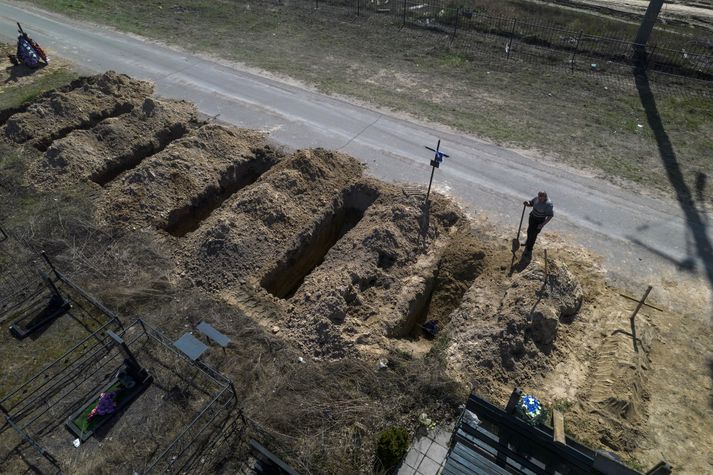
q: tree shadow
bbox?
[627,236,697,272]
[634,63,713,317]
[708,357,713,410]
[695,172,708,204]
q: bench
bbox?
[196,321,230,348]
[174,333,209,361]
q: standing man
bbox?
[522,191,554,258]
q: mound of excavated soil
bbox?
[181,148,366,293]
[26,98,201,190]
[97,123,277,231]
[2,71,152,150]
[275,186,467,358]
[447,254,583,385]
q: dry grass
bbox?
[0,127,466,473]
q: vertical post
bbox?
[402,0,407,28]
[356,0,360,17]
[425,167,436,206]
[570,31,583,73]
[423,139,448,206]
[634,0,665,47]
[629,285,653,353]
[507,19,517,60]
[452,7,460,42]
[108,330,142,370]
[315,0,318,10]
[553,409,565,444]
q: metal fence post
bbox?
[356,0,360,17]
[402,0,407,28]
[507,18,517,59]
[452,7,460,43]
[570,30,583,73]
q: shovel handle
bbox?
[516,203,526,240]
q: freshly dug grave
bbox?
[1,71,152,150]
[180,148,366,292]
[96,123,280,231]
[447,251,584,385]
[273,187,468,359]
[26,97,201,190]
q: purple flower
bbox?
[95,391,117,416]
[87,388,121,423]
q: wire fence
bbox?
[286,0,713,83]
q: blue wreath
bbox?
[516,394,546,426]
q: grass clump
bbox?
[375,426,410,472]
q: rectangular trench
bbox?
[162,148,279,237]
[396,245,485,338]
[32,102,136,152]
[261,185,379,300]
[89,122,192,186]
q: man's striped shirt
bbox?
[529,197,554,218]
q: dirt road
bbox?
[0,1,711,313]
[553,0,713,29]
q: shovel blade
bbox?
[511,238,520,252]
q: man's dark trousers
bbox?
[525,214,546,252]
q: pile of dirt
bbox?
[447,253,584,388]
[182,148,365,292]
[276,187,466,358]
[97,123,277,231]
[26,97,201,189]
[2,71,152,150]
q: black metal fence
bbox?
[287,0,713,82]
[0,266,236,474]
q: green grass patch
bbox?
[0,68,79,111]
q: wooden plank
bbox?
[553,409,565,445]
[619,292,663,311]
[197,321,230,347]
[448,441,512,475]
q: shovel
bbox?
[511,204,526,253]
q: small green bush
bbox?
[375,427,410,472]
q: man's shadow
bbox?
[509,250,532,276]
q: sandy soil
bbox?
[1,70,711,473]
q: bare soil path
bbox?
[550,0,713,30]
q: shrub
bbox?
[375,427,410,472]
